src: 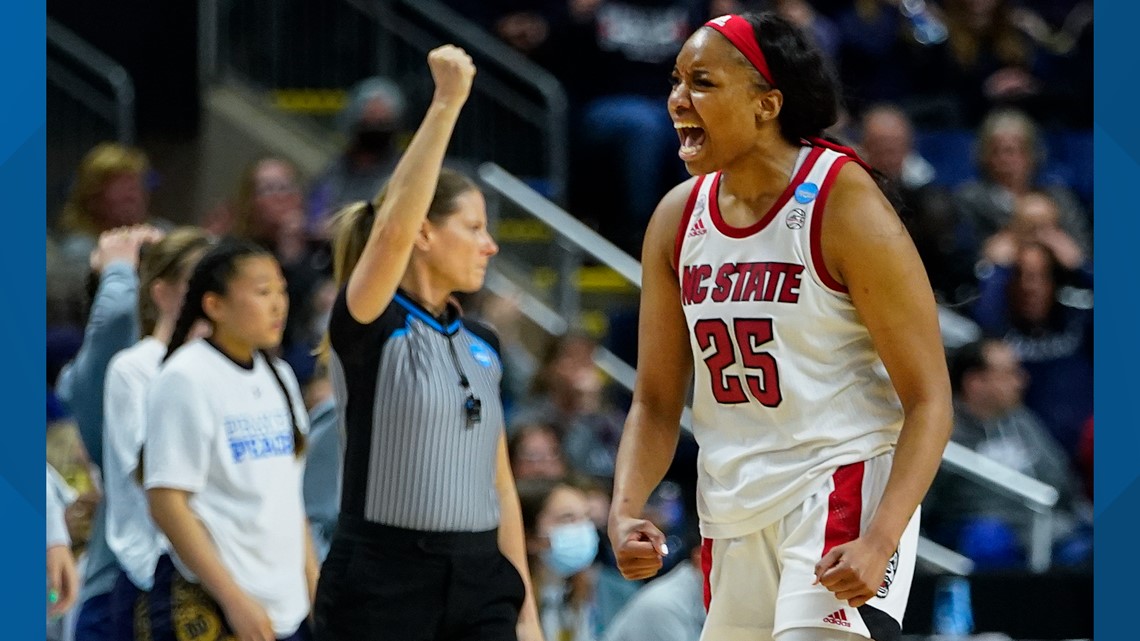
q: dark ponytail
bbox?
[743,12,902,211]
[745,12,842,145]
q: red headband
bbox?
[704,14,775,87]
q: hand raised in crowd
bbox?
[427,44,476,111]
[89,224,166,273]
[1036,225,1085,270]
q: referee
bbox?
[311,45,543,641]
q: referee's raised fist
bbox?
[427,44,475,108]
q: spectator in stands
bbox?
[441,0,564,60]
[955,108,1089,255]
[55,224,164,641]
[46,415,99,559]
[1008,1,1093,127]
[510,331,626,479]
[858,104,978,306]
[924,338,1092,570]
[769,0,840,63]
[980,189,1087,272]
[973,240,1092,460]
[49,143,168,331]
[834,0,927,118]
[601,521,705,641]
[226,156,333,378]
[307,76,408,235]
[518,477,602,641]
[548,0,707,253]
[510,422,570,480]
[908,0,1049,127]
[53,143,157,264]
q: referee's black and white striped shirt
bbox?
[328,288,504,532]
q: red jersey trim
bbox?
[810,156,853,295]
[673,175,708,274]
[822,461,865,557]
[709,146,825,239]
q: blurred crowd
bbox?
[46,1,1092,640]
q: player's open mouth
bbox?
[675,123,706,161]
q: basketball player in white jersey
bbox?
[608,12,952,641]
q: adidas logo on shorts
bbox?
[823,609,852,628]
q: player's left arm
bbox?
[814,162,953,606]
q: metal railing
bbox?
[46,18,136,221]
[479,161,1058,574]
[200,0,568,203]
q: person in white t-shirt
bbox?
[144,239,317,641]
[608,11,952,641]
[102,226,211,638]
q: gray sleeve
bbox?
[303,401,342,562]
[54,261,140,464]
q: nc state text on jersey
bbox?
[681,262,804,306]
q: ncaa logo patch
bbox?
[877,550,900,598]
[786,208,806,229]
[470,341,495,368]
[794,182,819,204]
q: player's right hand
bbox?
[222,590,275,641]
[427,44,475,110]
[609,513,667,580]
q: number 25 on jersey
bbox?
[694,318,783,407]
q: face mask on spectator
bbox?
[353,125,395,154]
[542,521,599,578]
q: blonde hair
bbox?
[316,167,479,361]
[58,142,149,235]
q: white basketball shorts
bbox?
[699,452,919,641]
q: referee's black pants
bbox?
[313,516,525,641]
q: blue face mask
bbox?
[542,521,599,578]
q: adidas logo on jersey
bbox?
[823,609,851,628]
[689,217,708,237]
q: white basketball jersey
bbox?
[675,146,904,539]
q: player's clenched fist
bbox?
[427,44,475,110]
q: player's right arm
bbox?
[608,179,697,581]
[345,45,475,323]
